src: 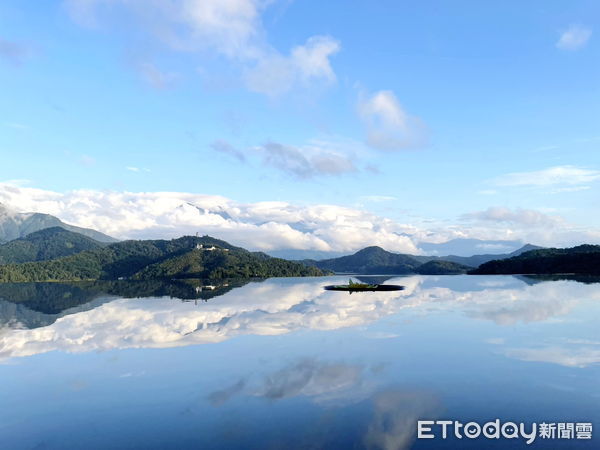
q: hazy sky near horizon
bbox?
[1,1,599,252]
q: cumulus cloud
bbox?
[64,0,340,96]
[358,90,427,151]
[256,141,357,178]
[0,37,29,66]
[2,181,600,252]
[244,35,340,96]
[0,183,421,253]
[556,24,592,51]
[459,206,600,247]
[493,165,600,187]
[65,0,262,57]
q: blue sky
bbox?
[1,0,599,252]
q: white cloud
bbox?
[2,182,600,252]
[255,141,357,178]
[64,0,340,96]
[358,90,427,151]
[65,0,262,58]
[244,35,340,96]
[556,24,592,51]
[493,165,600,187]
[459,206,600,247]
[0,183,421,253]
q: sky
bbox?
[1,0,599,254]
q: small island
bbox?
[324,278,404,292]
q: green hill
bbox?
[439,244,544,267]
[303,244,545,275]
[415,260,470,275]
[308,246,423,274]
[0,235,328,282]
[0,227,105,264]
[470,245,600,275]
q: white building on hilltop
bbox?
[195,243,229,252]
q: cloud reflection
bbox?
[1,276,600,361]
[364,390,440,450]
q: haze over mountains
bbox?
[0,203,117,244]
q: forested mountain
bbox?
[470,245,600,275]
[0,235,328,282]
[0,203,117,243]
[415,260,471,275]
[304,246,423,274]
[302,243,544,275]
[0,227,105,264]
[440,244,544,267]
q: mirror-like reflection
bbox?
[0,279,254,329]
[1,275,599,449]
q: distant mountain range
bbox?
[432,244,544,267]
[0,203,117,243]
[470,245,600,275]
[0,210,595,279]
[0,232,328,282]
[418,238,526,257]
[301,244,542,275]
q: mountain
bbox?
[439,244,544,267]
[0,203,117,243]
[0,279,253,329]
[415,260,471,275]
[0,227,105,264]
[0,235,329,282]
[305,246,423,274]
[302,244,544,275]
[470,245,600,275]
[418,238,525,257]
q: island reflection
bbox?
[1,275,600,362]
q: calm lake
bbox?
[1,275,599,449]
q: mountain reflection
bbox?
[2,275,600,361]
[0,279,253,329]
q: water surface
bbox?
[1,275,598,449]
